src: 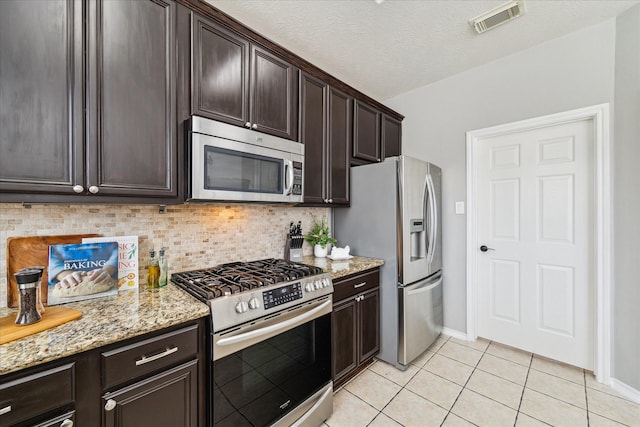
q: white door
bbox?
[476,119,594,370]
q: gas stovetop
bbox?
[171,258,332,332]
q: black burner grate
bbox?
[170,258,323,301]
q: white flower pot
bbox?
[314,244,329,258]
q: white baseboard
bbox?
[609,378,640,404]
[441,327,467,341]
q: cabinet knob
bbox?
[251,124,258,130]
[60,420,74,427]
[72,185,84,193]
[244,122,251,128]
[105,399,117,411]
[328,198,333,203]
[88,185,100,194]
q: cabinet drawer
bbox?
[333,269,379,302]
[0,363,74,426]
[102,324,198,390]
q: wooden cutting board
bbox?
[0,306,83,345]
[6,234,99,308]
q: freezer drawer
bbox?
[398,274,443,366]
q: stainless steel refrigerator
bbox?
[334,155,443,369]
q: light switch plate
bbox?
[455,201,465,214]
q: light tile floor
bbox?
[325,335,640,427]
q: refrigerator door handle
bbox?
[423,174,431,262]
[426,173,438,266]
[405,275,442,296]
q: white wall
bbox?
[385,20,616,334]
[613,3,640,391]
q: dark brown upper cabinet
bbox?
[192,14,298,141]
[0,0,84,197]
[381,113,402,159]
[299,73,350,206]
[0,0,181,204]
[352,100,381,163]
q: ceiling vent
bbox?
[469,1,525,34]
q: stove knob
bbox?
[314,280,322,290]
[235,300,248,314]
[322,278,330,288]
[305,283,314,293]
[248,297,260,310]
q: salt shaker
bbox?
[14,269,43,325]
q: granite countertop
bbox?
[0,284,210,376]
[0,257,381,376]
[302,255,384,280]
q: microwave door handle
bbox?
[284,159,294,195]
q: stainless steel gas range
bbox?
[171,258,333,427]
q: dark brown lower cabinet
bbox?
[332,269,380,389]
[0,319,206,427]
[102,360,198,427]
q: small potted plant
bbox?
[304,217,337,258]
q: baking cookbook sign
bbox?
[47,242,119,305]
[83,235,139,291]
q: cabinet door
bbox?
[192,13,249,127]
[103,360,198,427]
[299,72,327,205]
[87,0,177,198]
[250,45,298,140]
[0,0,83,196]
[352,100,381,163]
[381,114,402,160]
[332,298,357,384]
[358,288,380,363]
[327,87,351,206]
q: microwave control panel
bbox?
[292,161,303,195]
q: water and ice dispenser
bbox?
[409,218,427,260]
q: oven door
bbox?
[212,297,332,427]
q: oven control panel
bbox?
[262,282,303,310]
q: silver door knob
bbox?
[245,122,251,128]
[328,199,333,203]
[60,419,74,427]
[480,245,495,252]
[72,185,84,193]
[251,124,258,129]
[105,399,117,411]
[88,185,99,194]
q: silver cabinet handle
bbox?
[135,346,178,366]
[0,405,11,415]
[328,198,333,203]
[354,282,367,289]
[72,185,84,193]
[251,124,258,129]
[105,399,117,411]
[244,122,251,128]
[60,419,74,427]
[88,185,99,194]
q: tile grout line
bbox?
[512,352,535,426]
[584,370,591,426]
[438,338,492,427]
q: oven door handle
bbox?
[216,299,331,348]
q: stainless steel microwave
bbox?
[187,116,304,203]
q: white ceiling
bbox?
[206,0,638,102]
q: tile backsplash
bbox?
[0,203,328,308]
